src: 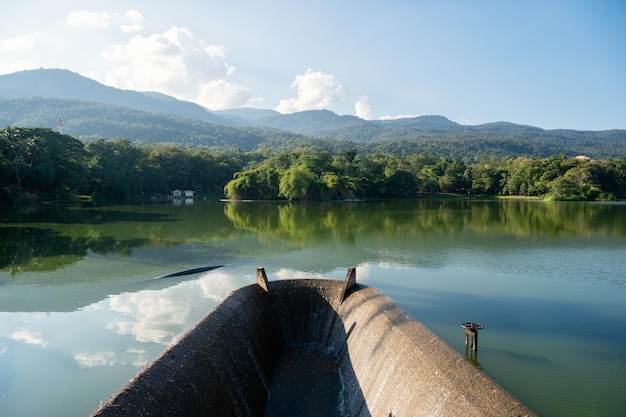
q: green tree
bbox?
[87,138,144,201]
[0,127,89,202]
[469,162,503,195]
[224,167,279,200]
[547,162,614,201]
[1,126,37,190]
[145,146,191,194]
[32,129,90,197]
[355,155,386,197]
[501,158,544,196]
[321,172,355,200]
[188,150,244,197]
[279,165,323,201]
[385,169,419,198]
[437,158,469,193]
[615,157,626,199]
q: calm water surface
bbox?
[0,200,625,417]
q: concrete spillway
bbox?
[90,268,538,417]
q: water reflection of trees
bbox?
[224,200,626,244]
[2,201,625,276]
[0,227,85,275]
[0,206,193,276]
[0,226,150,276]
[470,201,626,237]
[0,202,254,276]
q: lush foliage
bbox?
[2,127,625,207]
[3,97,626,161]
[225,151,626,202]
[0,127,250,206]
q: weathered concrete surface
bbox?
[90,272,538,417]
[263,349,342,417]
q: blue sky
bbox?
[1,0,624,130]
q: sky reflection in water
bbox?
[0,266,250,417]
[1,200,625,417]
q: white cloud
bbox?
[104,270,240,345]
[276,69,345,113]
[273,264,373,283]
[198,271,239,299]
[276,69,375,117]
[75,351,116,368]
[0,33,41,74]
[0,32,40,52]
[66,10,110,29]
[197,80,256,110]
[275,268,328,280]
[10,329,47,346]
[65,9,143,33]
[107,290,191,345]
[0,59,37,75]
[126,348,150,368]
[119,10,144,33]
[102,26,254,110]
[74,348,149,368]
[0,32,42,74]
[203,44,228,59]
[355,96,373,120]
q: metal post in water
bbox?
[461,322,483,351]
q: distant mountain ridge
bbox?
[377,115,460,128]
[0,68,225,124]
[0,69,467,133]
[1,68,625,160]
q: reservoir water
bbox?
[1,199,625,416]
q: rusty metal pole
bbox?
[461,322,483,352]
[473,329,478,351]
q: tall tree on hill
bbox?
[0,127,89,202]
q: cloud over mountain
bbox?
[276,69,372,120]
[101,26,255,110]
[1,2,624,129]
[65,9,144,32]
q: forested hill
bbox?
[0,96,323,151]
[1,68,625,161]
[0,68,225,124]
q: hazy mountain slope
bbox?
[213,108,282,125]
[0,97,310,151]
[0,68,226,124]
[376,115,460,128]
[1,68,625,160]
[255,109,369,133]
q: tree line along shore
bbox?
[2,126,625,207]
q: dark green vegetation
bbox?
[2,69,625,204]
[3,96,626,161]
[2,69,626,161]
[2,127,625,206]
[223,150,626,201]
[3,199,624,278]
[0,127,246,206]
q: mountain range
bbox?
[1,68,625,160]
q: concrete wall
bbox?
[91,274,538,417]
[91,284,281,416]
[335,283,536,417]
